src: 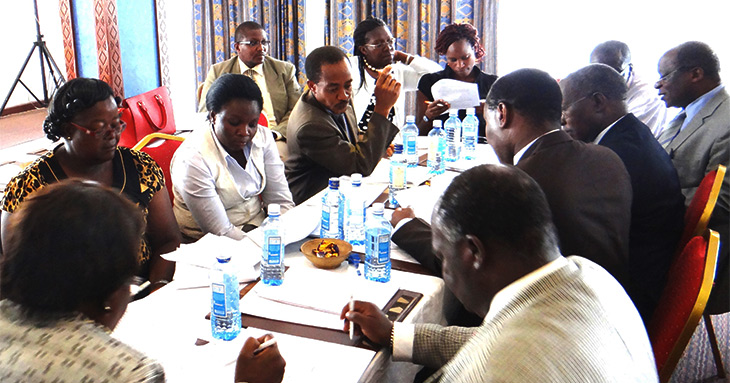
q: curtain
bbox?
[193,0,307,88]
[325,0,497,73]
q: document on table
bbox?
[431,79,481,109]
[161,233,261,287]
[240,267,400,330]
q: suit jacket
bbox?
[198,56,301,137]
[413,257,658,383]
[393,130,632,286]
[285,90,399,204]
[598,113,685,321]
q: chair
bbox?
[677,164,726,252]
[648,229,721,382]
[258,111,268,128]
[132,133,185,205]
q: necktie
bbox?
[658,111,686,148]
[244,68,256,79]
[335,114,353,143]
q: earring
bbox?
[103,306,112,312]
[473,261,481,270]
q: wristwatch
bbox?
[422,115,430,123]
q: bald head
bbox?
[590,41,631,73]
[560,64,629,142]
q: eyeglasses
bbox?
[364,39,395,50]
[69,117,126,139]
[561,94,592,114]
[238,40,270,48]
[656,66,692,83]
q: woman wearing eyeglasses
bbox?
[351,18,441,129]
[0,78,179,291]
[415,23,498,137]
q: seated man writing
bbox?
[285,46,400,204]
[342,164,658,382]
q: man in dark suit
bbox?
[560,63,686,322]
[655,41,729,313]
[393,68,632,297]
[285,46,400,204]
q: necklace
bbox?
[362,57,383,73]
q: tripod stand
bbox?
[0,0,66,116]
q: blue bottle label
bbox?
[406,136,417,155]
[377,234,389,263]
[212,282,227,317]
[322,208,330,231]
[266,236,282,264]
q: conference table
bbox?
[113,140,500,382]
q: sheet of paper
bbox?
[240,267,399,330]
[431,79,481,109]
[161,233,261,286]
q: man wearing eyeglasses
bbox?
[655,41,729,314]
[198,22,301,143]
[590,41,668,137]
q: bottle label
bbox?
[212,282,228,317]
[266,236,282,264]
[428,138,438,162]
[377,234,390,263]
[392,167,405,188]
[321,207,330,231]
[406,136,417,155]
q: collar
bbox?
[513,129,560,165]
[684,84,725,124]
[593,115,625,144]
[442,64,484,79]
[484,255,568,322]
[207,123,260,160]
[238,57,265,76]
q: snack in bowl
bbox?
[300,238,352,269]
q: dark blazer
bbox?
[285,90,399,204]
[598,114,685,320]
[394,130,633,287]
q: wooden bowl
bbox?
[300,238,352,269]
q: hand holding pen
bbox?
[235,335,286,383]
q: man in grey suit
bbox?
[655,41,729,313]
[198,21,301,141]
[285,46,400,204]
[343,165,658,383]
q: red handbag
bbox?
[118,86,176,148]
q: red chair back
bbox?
[258,112,268,128]
[132,133,185,205]
[678,165,726,252]
[648,229,720,382]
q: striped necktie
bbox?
[244,68,256,79]
[658,111,686,148]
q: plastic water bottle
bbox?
[427,120,446,175]
[462,107,479,160]
[321,177,344,239]
[261,203,284,286]
[402,115,419,167]
[344,173,366,252]
[389,144,407,207]
[210,254,241,340]
[365,203,391,283]
[444,109,461,162]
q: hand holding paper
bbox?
[431,78,481,109]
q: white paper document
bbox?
[431,79,481,109]
[240,267,399,330]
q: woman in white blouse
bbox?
[171,73,294,242]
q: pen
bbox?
[349,295,355,340]
[253,337,277,356]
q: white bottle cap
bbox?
[449,108,459,115]
[466,107,476,114]
[371,202,385,214]
[351,173,362,186]
[433,120,442,128]
[268,203,280,216]
[405,115,415,123]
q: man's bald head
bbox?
[591,41,631,73]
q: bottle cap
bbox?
[268,203,280,216]
[433,120,442,128]
[328,177,340,189]
[371,202,385,214]
[449,108,459,115]
[466,107,476,114]
[405,115,415,123]
[216,254,232,263]
[351,173,362,186]
[393,143,403,154]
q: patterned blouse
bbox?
[1,146,164,276]
[0,300,165,382]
